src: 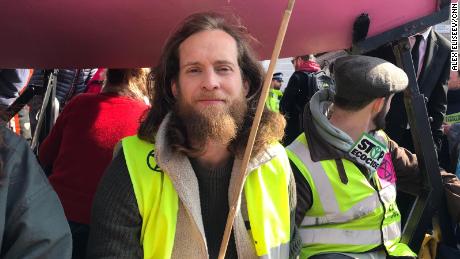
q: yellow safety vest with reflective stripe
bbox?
[286,132,416,258]
[122,135,291,259]
[266,89,283,112]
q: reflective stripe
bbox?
[287,140,339,214]
[379,184,397,204]
[300,221,401,246]
[289,138,383,227]
[259,242,289,259]
[300,228,381,245]
[245,149,291,257]
[288,133,413,257]
[301,192,381,225]
[383,221,401,242]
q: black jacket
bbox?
[27,69,96,134]
[367,30,450,152]
[28,69,96,109]
[447,89,460,115]
[0,126,72,258]
[280,71,319,146]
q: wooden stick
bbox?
[217,0,296,258]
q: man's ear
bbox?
[243,81,250,96]
[172,81,178,98]
[372,97,385,113]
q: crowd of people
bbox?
[1,11,460,259]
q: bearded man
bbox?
[287,55,460,259]
[87,13,300,259]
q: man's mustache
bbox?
[195,93,229,102]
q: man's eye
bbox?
[187,68,200,73]
[217,66,232,72]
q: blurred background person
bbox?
[367,27,450,154]
[0,69,31,110]
[440,71,460,174]
[38,68,150,259]
[266,72,284,112]
[280,54,321,145]
[0,69,33,140]
[0,121,72,258]
[27,69,97,136]
[447,71,460,115]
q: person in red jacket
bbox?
[39,68,150,259]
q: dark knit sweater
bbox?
[87,150,143,258]
[190,158,238,259]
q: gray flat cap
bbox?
[333,55,408,101]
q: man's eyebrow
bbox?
[181,61,200,69]
[214,60,235,66]
[181,60,236,68]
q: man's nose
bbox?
[201,69,220,90]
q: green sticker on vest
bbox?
[444,112,460,125]
[348,133,388,171]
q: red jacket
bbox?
[39,93,149,224]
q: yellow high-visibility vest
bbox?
[122,135,291,259]
[266,89,283,112]
[286,132,416,258]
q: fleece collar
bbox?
[153,113,283,258]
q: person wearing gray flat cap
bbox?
[286,55,460,259]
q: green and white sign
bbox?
[444,112,460,125]
[348,133,388,171]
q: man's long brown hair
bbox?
[138,12,285,157]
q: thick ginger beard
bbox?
[173,87,248,148]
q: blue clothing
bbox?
[0,69,30,108]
